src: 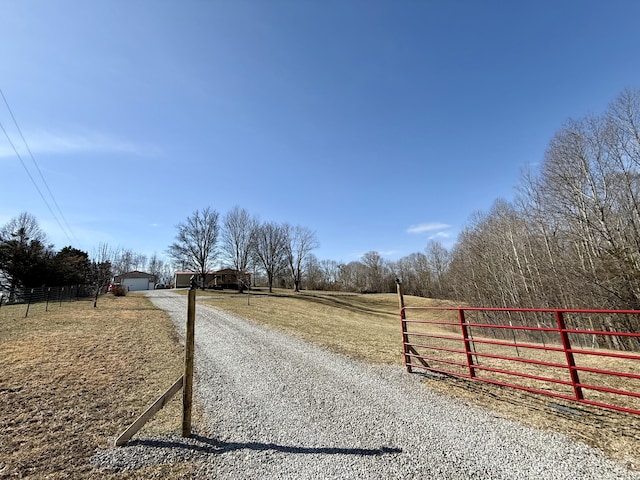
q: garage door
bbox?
[123,278,151,291]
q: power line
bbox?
[0,89,80,246]
[0,99,76,247]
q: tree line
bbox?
[167,206,457,297]
[295,244,450,298]
[167,206,319,293]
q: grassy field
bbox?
[2,289,639,478]
[189,288,458,365]
[196,288,640,469]
[0,294,202,479]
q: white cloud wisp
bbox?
[0,129,161,159]
[406,222,451,234]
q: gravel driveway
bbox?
[94,290,639,479]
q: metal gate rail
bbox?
[400,306,640,415]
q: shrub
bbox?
[112,285,127,297]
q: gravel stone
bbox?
[91,291,640,479]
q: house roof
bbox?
[115,270,155,280]
[174,271,215,275]
[174,269,250,274]
[216,268,240,274]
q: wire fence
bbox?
[0,285,94,317]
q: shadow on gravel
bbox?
[132,435,403,457]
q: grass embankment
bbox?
[196,288,640,470]
[0,294,201,479]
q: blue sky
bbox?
[1,1,639,265]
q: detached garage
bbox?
[114,271,156,291]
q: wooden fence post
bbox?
[182,286,196,437]
[24,288,34,318]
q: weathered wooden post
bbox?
[24,288,34,318]
[183,276,197,437]
[114,285,195,446]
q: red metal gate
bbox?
[400,306,640,415]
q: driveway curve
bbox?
[140,290,638,479]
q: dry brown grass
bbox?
[193,289,436,364]
[198,288,640,469]
[0,294,203,479]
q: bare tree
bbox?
[336,262,354,292]
[302,255,342,291]
[425,240,451,299]
[337,261,368,292]
[361,251,394,293]
[167,207,220,290]
[0,212,47,245]
[109,248,149,276]
[0,212,50,300]
[221,206,258,291]
[302,254,322,290]
[89,242,114,307]
[283,224,319,292]
[253,221,287,293]
[319,259,341,290]
[109,248,130,277]
[148,253,164,285]
[159,261,176,286]
[394,252,432,297]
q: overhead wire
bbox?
[0,89,77,247]
[0,88,80,246]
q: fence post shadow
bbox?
[129,434,403,457]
